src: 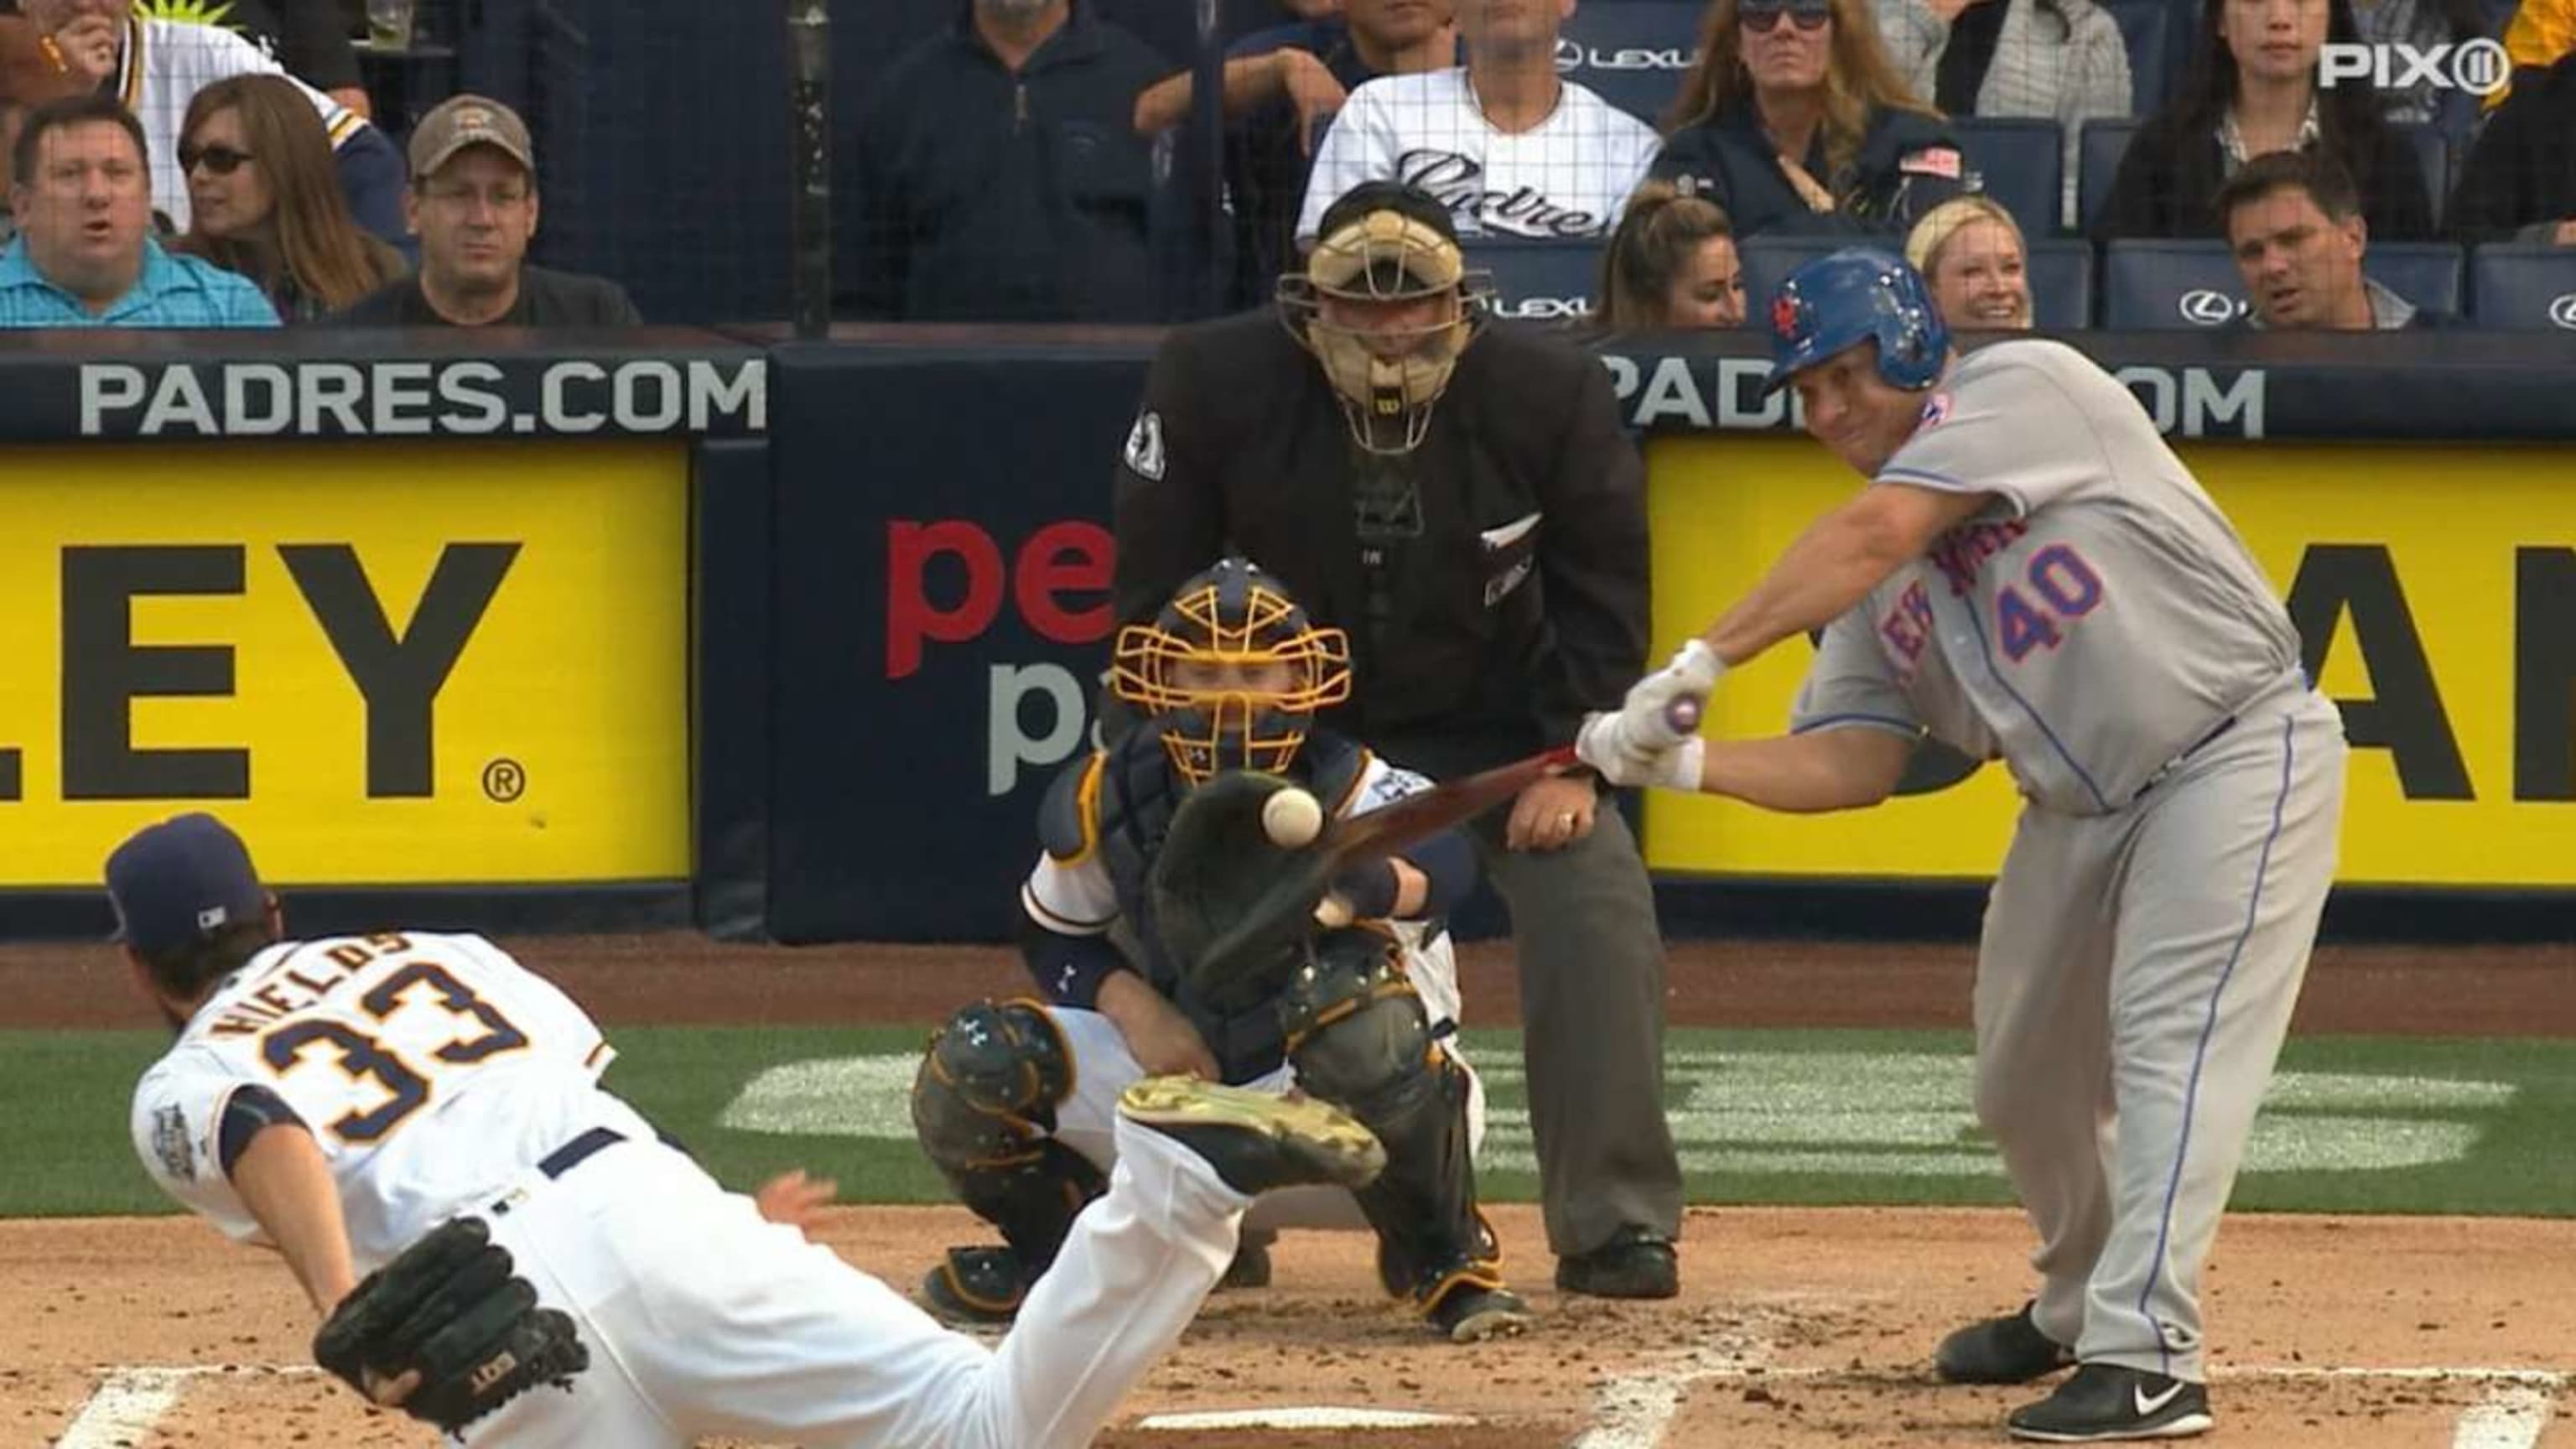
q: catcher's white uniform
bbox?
[132,930,1274,1447]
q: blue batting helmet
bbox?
[1760,248,1950,396]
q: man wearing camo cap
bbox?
[331,92,640,327]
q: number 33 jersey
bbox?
[1792,340,2303,816]
[131,931,627,1271]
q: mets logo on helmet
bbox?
[1771,293,1804,340]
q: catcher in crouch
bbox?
[915,555,1535,1343]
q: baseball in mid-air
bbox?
[1262,786,1325,848]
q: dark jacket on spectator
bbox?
[2092,109,2437,242]
[223,0,363,93]
[1221,20,1457,308]
[849,3,1167,322]
[2448,51,2576,244]
[1649,99,1966,238]
[330,265,641,327]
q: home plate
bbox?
[1135,1407,1479,1431]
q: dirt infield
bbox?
[9,1207,2571,1447]
[8,932,2572,1446]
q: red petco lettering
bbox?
[883,520,1114,679]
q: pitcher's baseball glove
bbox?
[313,1216,588,1433]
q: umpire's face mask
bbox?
[1279,210,1485,454]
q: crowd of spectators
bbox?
[0,0,2563,334]
[850,0,2576,335]
[0,0,635,329]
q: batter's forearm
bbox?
[231,1124,361,1314]
[1701,506,1911,667]
[1693,730,1914,813]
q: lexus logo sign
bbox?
[2178,289,2241,326]
[2548,293,2576,330]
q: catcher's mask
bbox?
[1279,182,1488,455]
[1111,558,1352,784]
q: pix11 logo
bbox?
[2319,39,2510,96]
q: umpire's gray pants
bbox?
[1470,801,1684,1258]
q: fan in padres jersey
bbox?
[114,811,1388,1447]
[913,556,1535,1345]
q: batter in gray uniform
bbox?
[1578,250,2346,1445]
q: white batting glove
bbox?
[1619,640,1724,751]
[1576,715,1708,792]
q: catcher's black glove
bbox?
[314,1216,589,1434]
[1150,769,1336,1015]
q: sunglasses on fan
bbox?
[1741,0,1832,32]
[179,143,254,176]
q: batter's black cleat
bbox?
[1218,1228,1275,1291]
[1935,1301,2078,1384]
[920,1244,1030,1326]
[2007,1363,2213,1442]
[1424,1280,1535,1343]
[1555,1228,1679,1300]
[1119,1077,1387,1196]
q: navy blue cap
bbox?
[104,813,268,956]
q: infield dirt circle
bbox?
[6,936,2570,1448]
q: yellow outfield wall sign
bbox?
[1644,435,2576,887]
[0,441,688,886]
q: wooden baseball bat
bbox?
[1317,743,1580,870]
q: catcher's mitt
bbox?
[1150,770,1335,1015]
[314,1216,589,1434]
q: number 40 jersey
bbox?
[131,932,632,1274]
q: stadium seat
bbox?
[2469,246,2576,331]
[2393,123,2450,229]
[1464,238,1602,327]
[2103,239,2245,330]
[2363,242,2464,318]
[2078,118,2139,236]
[2025,237,2096,330]
[1737,235,1847,315]
[1555,3,1700,127]
[1955,117,2063,242]
[2097,0,2182,112]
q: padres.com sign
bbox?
[0,441,688,885]
[1643,435,2576,887]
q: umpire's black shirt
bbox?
[1113,310,1649,783]
[849,2,1166,323]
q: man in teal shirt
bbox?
[0,93,276,328]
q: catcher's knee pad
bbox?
[1279,928,1436,1123]
[911,999,1105,1272]
[1280,932,1497,1306]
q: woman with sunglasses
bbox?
[2092,0,2434,242]
[1650,0,1966,241]
[172,74,404,323]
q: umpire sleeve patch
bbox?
[1124,411,1166,480]
[217,1084,309,1180]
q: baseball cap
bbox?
[408,93,535,179]
[105,813,269,958]
[1315,180,1460,252]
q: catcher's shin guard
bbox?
[911,999,1105,1299]
[1280,929,1504,1313]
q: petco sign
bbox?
[2319,39,2510,96]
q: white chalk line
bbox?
[56,1368,186,1449]
[55,1364,323,1449]
[2454,1384,2558,1449]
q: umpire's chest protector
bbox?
[1196,319,1581,738]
